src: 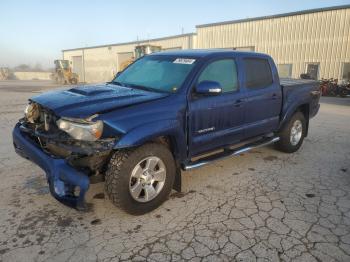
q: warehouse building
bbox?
[63,33,196,83]
[196,5,350,81]
[62,5,350,83]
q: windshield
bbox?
[113,56,197,93]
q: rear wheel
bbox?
[276,112,306,153]
[105,143,176,215]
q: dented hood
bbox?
[31,83,168,118]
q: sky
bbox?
[0,0,349,69]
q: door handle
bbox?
[271,93,278,100]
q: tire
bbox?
[70,78,78,85]
[105,143,176,215]
[340,88,348,98]
[276,112,306,153]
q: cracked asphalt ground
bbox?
[0,80,349,262]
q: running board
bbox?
[183,137,280,170]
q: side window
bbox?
[198,59,238,92]
[244,58,273,89]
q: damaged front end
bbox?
[13,102,115,210]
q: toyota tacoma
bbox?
[13,50,320,214]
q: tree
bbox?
[34,63,43,72]
[14,64,31,72]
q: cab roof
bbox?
[151,49,270,59]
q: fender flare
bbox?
[114,120,187,161]
[279,99,310,135]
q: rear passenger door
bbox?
[242,58,282,139]
[189,58,245,156]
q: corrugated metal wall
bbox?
[63,34,197,83]
[63,7,349,83]
[196,8,350,80]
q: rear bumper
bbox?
[12,123,89,210]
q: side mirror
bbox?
[195,81,222,95]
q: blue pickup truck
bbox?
[13,50,320,214]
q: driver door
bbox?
[188,58,245,157]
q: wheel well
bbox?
[298,104,309,120]
[297,104,310,137]
[151,136,177,158]
[151,136,182,192]
[279,104,310,136]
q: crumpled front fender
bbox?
[114,120,187,161]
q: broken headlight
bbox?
[57,118,103,141]
[24,103,40,123]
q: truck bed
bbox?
[280,78,319,87]
[280,78,320,120]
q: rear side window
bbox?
[244,58,273,89]
[198,59,238,92]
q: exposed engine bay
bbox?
[21,102,115,175]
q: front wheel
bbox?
[276,112,306,153]
[105,143,176,215]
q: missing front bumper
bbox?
[13,123,90,210]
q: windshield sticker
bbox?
[173,58,196,65]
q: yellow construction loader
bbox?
[119,44,162,71]
[0,67,9,80]
[53,60,79,84]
